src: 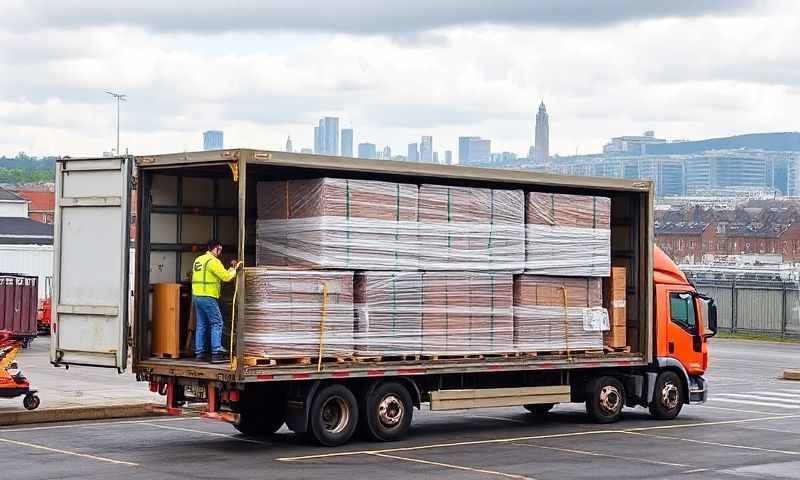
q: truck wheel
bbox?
[649,371,684,420]
[586,376,625,424]
[523,403,555,415]
[234,407,285,436]
[362,381,413,442]
[308,384,359,447]
[23,393,40,411]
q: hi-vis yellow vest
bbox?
[191,252,236,298]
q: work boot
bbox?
[210,350,229,364]
[195,352,209,361]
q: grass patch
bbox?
[715,331,800,343]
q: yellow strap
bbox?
[317,282,329,372]
[560,285,571,360]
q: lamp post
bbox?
[105,91,127,155]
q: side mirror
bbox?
[706,301,718,337]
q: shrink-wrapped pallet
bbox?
[525,193,611,276]
[422,272,514,355]
[418,185,525,271]
[256,178,418,270]
[242,269,354,359]
[514,275,607,352]
[354,272,424,356]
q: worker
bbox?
[192,240,242,363]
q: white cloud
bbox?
[0,1,799,159]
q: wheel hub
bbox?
[320,396,350,434]
[377,394,404,428]
[660,382,680,410]
[599,385,622,414]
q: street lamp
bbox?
[105,91,127,155]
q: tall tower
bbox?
[341,128,354,157]
[285,136,293,153]
[534,101,549,164]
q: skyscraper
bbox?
[470,138,491,165]
[459,136,479,164]
[433,151,439,164]
[313,116,340,155]
[444,150,453,165]
[341,128,353,157]
[534,101,549,164]
[420,136,433,162]
[358,143,377,159]
[285,136,293,153]
[203,130,224,151]
[382,145,392,160]
[408,143,419,162]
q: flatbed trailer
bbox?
[51,149,716,446]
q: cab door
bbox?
[51,156,132,371]
[657,285,706,374]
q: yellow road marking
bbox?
[276,414,800,462]
[367,452,536,480]
[623,431,800,456]
[510,442,692,468]
[138,422,268,444]
[0,437,138,466]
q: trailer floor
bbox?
[3,339,799,480]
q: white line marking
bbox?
[711,398,799,409]
[275,414,800,462]
[367,452,536,480]
[0,437,139,466]
[510,442,692,468]
[681,468,710,474]
[749,392,800,399]
[469,415,530,425]
[623,431,800,456]
[718,393,800,405]
[138,422,268,444]
[694,404,785,415]
[0,416,197,433]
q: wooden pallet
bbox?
[243,356,352,367]
[603,345,632,353]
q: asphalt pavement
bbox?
[1,338,799,479]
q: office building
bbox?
[420,136,433,162]
[459,136,479,165]
[382,145,392,160]
[603,130,666,155]
[285,136,293,153]
[408,143,419,162]
[358,143,377,159]
[203,130,224,151]
[444,150,453,165]
[300,148,313,154]
[341,128,353,157]
[313,117,340,155]
[534,102,549,164]
[459,137,491,166]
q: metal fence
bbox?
[686,273,800,339]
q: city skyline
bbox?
[5,2,800,158]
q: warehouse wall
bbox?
[0,244,52,297]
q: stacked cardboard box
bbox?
[256,178,419,270]
[242,269,354,359]
[513,275,606,352]
[603,266,627,348]
[418,185,525,270]
[354,272,424,356]
[421,272,514,355]
[525,193,611,276]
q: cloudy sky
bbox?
[1,0,798,159]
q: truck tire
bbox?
[308,384,359,447]
[586,376,625,424]
[649,371,684,420]
[523,403,555,415]
[361,381,413,442]
[234,407,285,436]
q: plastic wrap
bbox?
[418,185,525,271]
[256,178,419,270]
[354,272,424,356]
[421,272,514,354]
[514,275,606,352]
[525,192,611,277]
[242,269,354,359]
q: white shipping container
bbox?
[0,244,53,298]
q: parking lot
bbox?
[2,339,799,479]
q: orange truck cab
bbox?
[651,245,717,412]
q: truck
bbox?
[50,149,717,446]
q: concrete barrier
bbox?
[0,403,160,426]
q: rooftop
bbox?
[0,216,54,245]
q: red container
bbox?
[0,273,39,338]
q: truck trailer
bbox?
[50,149,717,446]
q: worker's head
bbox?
[207,240,223,257]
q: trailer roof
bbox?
[134,149,653,193]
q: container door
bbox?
[51,156,132,371]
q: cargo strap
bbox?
[345,180,351,267]
[395,184,400,265]
[560,285,571,360]
[317,282,329,372]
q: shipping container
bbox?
[0,272,38,339]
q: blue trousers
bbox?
[194,296,224,355]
